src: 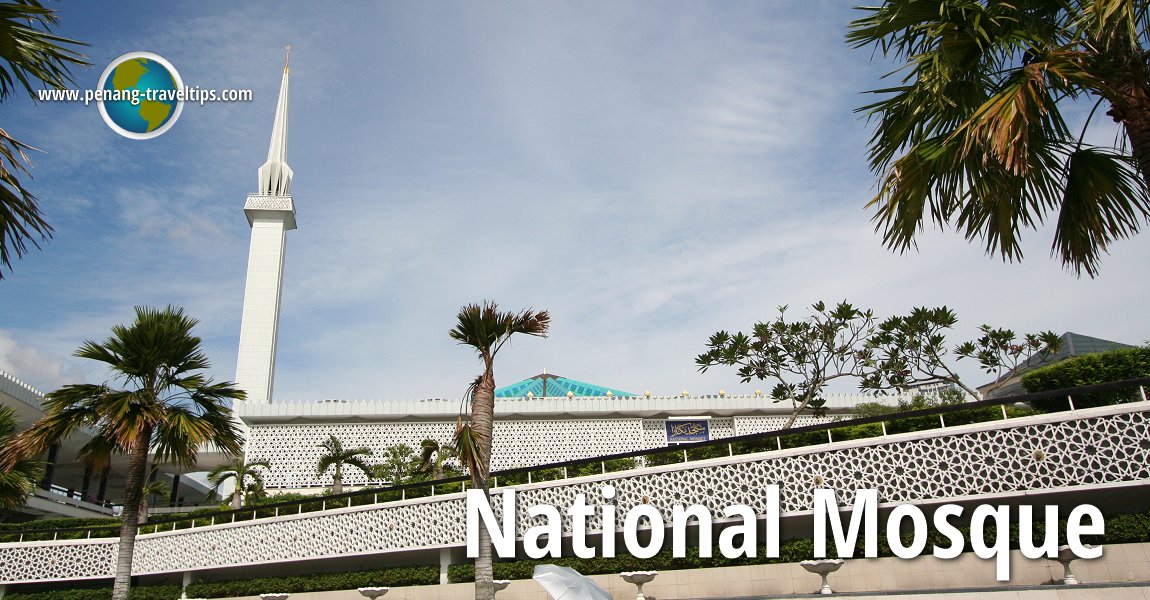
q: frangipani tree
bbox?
[700,300,1061,426]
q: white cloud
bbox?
[0,330,81,393]
[2,2,1146,406]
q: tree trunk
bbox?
[332,473,343,495]
[112,425,152,600]
[1120,96,1150,191]
[471,369,496,600]
[1100,36,1150,190]
[230,487,242,509]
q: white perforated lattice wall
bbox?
[2,406,1146,583]
[249,417,805,488]
[734,416,834,435]
[249,419,659,488]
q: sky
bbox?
[1,1,1147,404]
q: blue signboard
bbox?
[666,420,710,443]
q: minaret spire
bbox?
[236,50,300,405]
[257,46,293,196]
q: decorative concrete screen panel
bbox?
[247,419,652,488]
[733,415,835,435]
[3,405,1147,583]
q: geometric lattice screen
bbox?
[248,416,834,489]
[2,406,1146,583]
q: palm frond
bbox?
[1054,147,1150,275]
[453,422,484,486]
[0,406,42,510]
[849,0,1150,276]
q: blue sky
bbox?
[2,1,1147,402]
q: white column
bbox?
[235,212,289,405]
[439,548,452,585]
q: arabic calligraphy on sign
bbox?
[665,420,710,442]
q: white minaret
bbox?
[235,48,297,405]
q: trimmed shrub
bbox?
[1023,346,1150,412]
[185,566,438,598]
[4,583,179,600]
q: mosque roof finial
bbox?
[257,48,293,196]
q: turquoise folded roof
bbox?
[495,373,635,398]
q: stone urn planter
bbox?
[259,595,290,600]
[1047,545,1098,585]
[493,580,511,594]
[620,571,657,600]
[800,559,844,595]
[357,587,389,599]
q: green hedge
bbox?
[0,517,120,531]
[185,566,439,598]
[1023,347,1150,412]
[4,583,180,600]
[0,517,121,543]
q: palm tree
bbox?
[207,457,271,509]
[316,435,373,494]
[450,301,549,600]
[0,406,42,510]
[848,0,1150,277]
[415,438,459,480]
[0,306,244,600]
[0,0,89,278]
[137,478,169,525]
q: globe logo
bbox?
[96,52,184,140]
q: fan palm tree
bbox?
[316,435,373,494]
[0,305,244,600]
[137,477,169,525]
[207,457,271,509]
[0,405,42,511]
[450,301,549,600]
[415,438,458,480]
[0,0,89,278]
[848,0,1150,277]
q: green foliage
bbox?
[566,458,637,478]
[698,301,876,424]
[848,0,1150,277]
[1023,346,1150,411]
[0,0,90,278]
[862,307,973,396]
[374,444,416,485]
[206,457,271,508]
[700,301,1056,430]
[643,449,687,467]
[414,438,459,480]
[0,406,42,510]
[317,435,375,491]
[184,566,438,598]
[851,401,897,418]
[0,516,120,531]
[3,583,179,600]
[1102,512,1150,544]
[955,327,1063,392]
[862,308,1060,398]
[0,517,121,543]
